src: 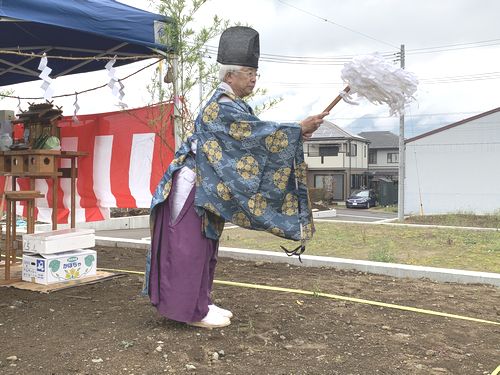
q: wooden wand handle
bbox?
[323,86,351,113]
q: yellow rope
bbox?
[5,258,499,372]
[98,267,144,275]
[96,267,500,326]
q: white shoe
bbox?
[188,309,231,329]
[209,304,233,319]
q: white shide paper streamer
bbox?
[72,92,80,124]
[37,54,54,100]
[105,57,127,108]
[341,53,418,116]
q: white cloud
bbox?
[2,0,499,137]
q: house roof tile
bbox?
[310,120,367,141]
[358,131,399,148]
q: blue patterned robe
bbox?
[143,85,314,293]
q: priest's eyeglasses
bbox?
[236,70,260,79]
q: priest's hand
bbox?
[300,112,328,139]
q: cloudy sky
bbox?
[3,0,500,138]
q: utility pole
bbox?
[397,44,405,221]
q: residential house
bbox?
[404,107,500,215]
[304,120,369,201]
[359,130,399,205]
[358,131,399,181]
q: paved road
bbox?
[96,228,151,240]
[321,207,397,223]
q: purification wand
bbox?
[323,53,418,115]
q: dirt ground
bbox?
[1,245,499,375]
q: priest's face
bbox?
[227,68,259,98]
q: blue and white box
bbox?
[22,249,97,285]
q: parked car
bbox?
[345,189,377,208]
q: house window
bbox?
[314,174,327,188]
[350,174,365,189]
[319,145,339,156]
[387,153,399,163]
[369,150,377,164]
[307,144,340,157]
[348,143,357,156]
[364,145,367,157]
[307,144,319,157]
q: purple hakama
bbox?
[148,184,218,323]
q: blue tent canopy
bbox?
[0,0,173,86]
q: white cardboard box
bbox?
[22,249,97,285]
[23,228,95,254]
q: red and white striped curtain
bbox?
[1,103,175,224]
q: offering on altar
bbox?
[13,101,63,150]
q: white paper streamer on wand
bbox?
[340,53,418,116]
[72,92,80,124]
[339,90,359,106]
[37,53,54,100]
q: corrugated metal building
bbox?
[404,107,500,215]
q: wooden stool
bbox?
[1,190,44,281]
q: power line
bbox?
[204,43,500,67]
[406,38,500,54]
[409,142,500,147]
[260,70,500,87]
[201,36,500,65]
[331,111,494,120]
[203,45,397,65]
[420,71,500,84]
[275,0,398,49]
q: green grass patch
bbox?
[220,222,500,273]
[404,212,500,229]
[368,248,396,263]
[370,205,398,213]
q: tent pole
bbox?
[172,54,182,151]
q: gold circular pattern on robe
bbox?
[236,155,259,180]
[162,180,172,199]
[248,193,267,217]
[295,162,308,185]
[203,202,220,216]
[172,154,186,166]
[202,102,219,123]
[232,211,251,228]
[273,167,291,191]
[303,222,314,240]
[216,182,232,201]
[270,227,285,237]
[229,121,252,141]
[265,130,289,153]
[225,92,237,101]
[202,139,223,164]
[195,170,202,187]
[282,192,299,216]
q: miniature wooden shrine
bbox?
[0,102,87,282]
[11,101,63,149]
